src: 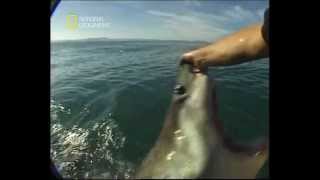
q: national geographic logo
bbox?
[66,13,110,30]
[66,13,79,30]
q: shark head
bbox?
[135,63,268,179]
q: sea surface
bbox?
[51,39,269,178]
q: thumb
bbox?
[181,51,207,69]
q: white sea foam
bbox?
[51,100,134,178]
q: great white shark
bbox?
[135,63,268,179]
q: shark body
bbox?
[135,63,268,179]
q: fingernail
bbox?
[192,68,201,73]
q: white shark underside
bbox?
[135,63,268,179]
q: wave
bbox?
[50,100,135,179]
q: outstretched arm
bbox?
[181,23,269,69]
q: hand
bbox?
[181,44,221,71]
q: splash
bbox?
[50,100,135,179]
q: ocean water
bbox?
[50,39,269,178]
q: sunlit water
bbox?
[51,39,269,178]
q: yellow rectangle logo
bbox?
[66,13,78,30]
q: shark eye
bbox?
[173,84,186,95]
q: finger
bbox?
[193,59,209,73]
[180,52,195,64]
[194,58,207,68]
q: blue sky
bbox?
[51,0,268,41]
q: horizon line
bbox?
[51,37,210,43]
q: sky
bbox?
[51,0,268,41]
